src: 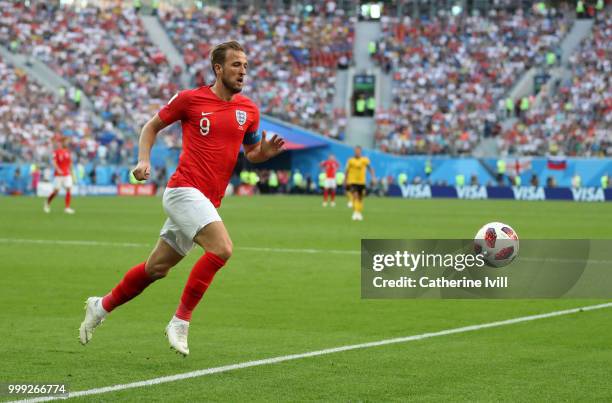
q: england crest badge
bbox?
[235,110,247,126]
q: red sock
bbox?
[175,252,226,321]
[65,189,71,208]
[101,262,155,312]
[323,189,328,201]
[331,189,336,201]
[47,190,58,204]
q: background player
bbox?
[79,41,284,356]
[44,136,75,214]
[345,146,375,221]
[320,154,340,207]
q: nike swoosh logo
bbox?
[201,112,214,116]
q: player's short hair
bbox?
[210,41,245,74]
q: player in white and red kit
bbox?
[320,154,340,207]
[79,41,285,356]
[44,136,75,214]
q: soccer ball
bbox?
[474,222,519,267]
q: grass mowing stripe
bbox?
[11,302,612,403]
[237,246,359,255]
[0,238,147,248]
[3,239,612,263]
[0,238,359,255]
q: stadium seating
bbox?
[499,13,611,156]
[160,6,353,138]
[372,7,573,155]
[0,0,607,171]
[0,54,131,166]
[0,1,181,135]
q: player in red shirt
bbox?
[44,136,75,214]
[320,154,340,207]
[79,41,285,356]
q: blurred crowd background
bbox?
[0,0,609,194]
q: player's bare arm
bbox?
[243,130,285,163]
[133,114,169,181]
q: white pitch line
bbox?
[0,238,359,255]
[11,302,612,403]
[519,257,612,265]
[0,238,146,248]
[3,238,611,263]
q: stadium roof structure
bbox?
[260,116,329,150]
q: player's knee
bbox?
[145,261,173,279]
[211,239,233,261]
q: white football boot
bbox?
[79,297,107,345]
[64,207,75,214]
[165,316,190,356]
[43,202,50,213]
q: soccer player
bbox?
[79,41,285,356]
[320,154,340,207]
[345,146,375,221]
[44,136,75,214]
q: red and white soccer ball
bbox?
[474,222,519,267]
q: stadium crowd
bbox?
[372,6,572,155]
[499,13,611,156]
[0,55,135,166]
[160,4,353,138]
[0,0,608,173]
[0,0,181,135]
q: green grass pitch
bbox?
[0,195,611,401]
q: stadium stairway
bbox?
[472,138,499,158]
[140,15,191,89]
[560,19,595,65]
[533,18,595,107]
[345,115,376,148]
[0,45,95,111]
[505,18,594,106]
[378,66,393,111]
[344,21,385,148]
[353,21,379,71]
[333,69,349,110]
